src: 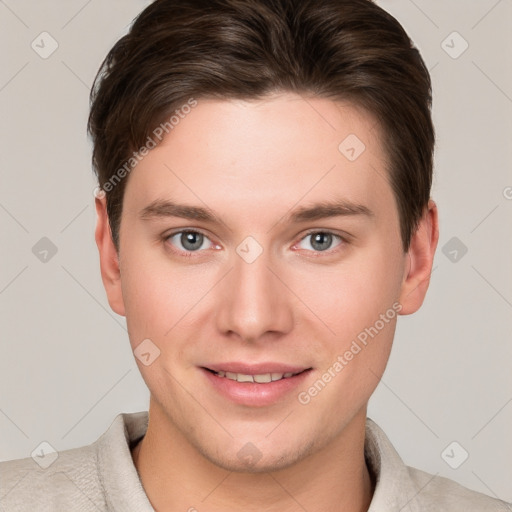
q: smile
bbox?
[201,365,313,406]
[207,369,305,383]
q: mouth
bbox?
[200,363,313,406]
[203,367,308,383]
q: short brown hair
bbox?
[88,0,434,252]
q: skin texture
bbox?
[95,93,439,512]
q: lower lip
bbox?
[201,368,312,407]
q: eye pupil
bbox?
[311,232,332,251]
[181,231,203,251]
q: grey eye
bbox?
[298,232,342,252]
[169,231,210,252]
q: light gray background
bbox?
[1,0,511,503]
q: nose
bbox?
[215,246,294,344]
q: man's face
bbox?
[114,93,409,471]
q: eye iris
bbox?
[181,232,203,251]
[311,232,332,251]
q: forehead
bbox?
[123,93,393,222]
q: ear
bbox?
[398,199,439,315]
[94,195,126,317]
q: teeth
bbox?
[236,373,254,383]
[254,374,272,383]
[214,371,299,383]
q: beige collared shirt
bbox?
[1,411,510,511]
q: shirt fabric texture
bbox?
[0,411,510,511]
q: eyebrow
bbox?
[139,198,373,224]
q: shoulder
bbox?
[0,441,107,512]
[406,465,512,511]
[0,412,149,512]
[365,418,511,512]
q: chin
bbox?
[198,437,318,474]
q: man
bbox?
[1,0,510,510]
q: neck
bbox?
[132,398,374,512]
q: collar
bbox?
[96,411,422,511]
[365,418,422,512]
[96,411,153,511]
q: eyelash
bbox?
[162,229,348,258]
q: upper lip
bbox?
[203,362,311,374]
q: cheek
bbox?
[295,245,404,341]
[295,270,399,426]
[306,246,403,409]
[119,247,208,395]
[119,244,210,348]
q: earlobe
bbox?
[94,196,126,317]
[398,199,439,315]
